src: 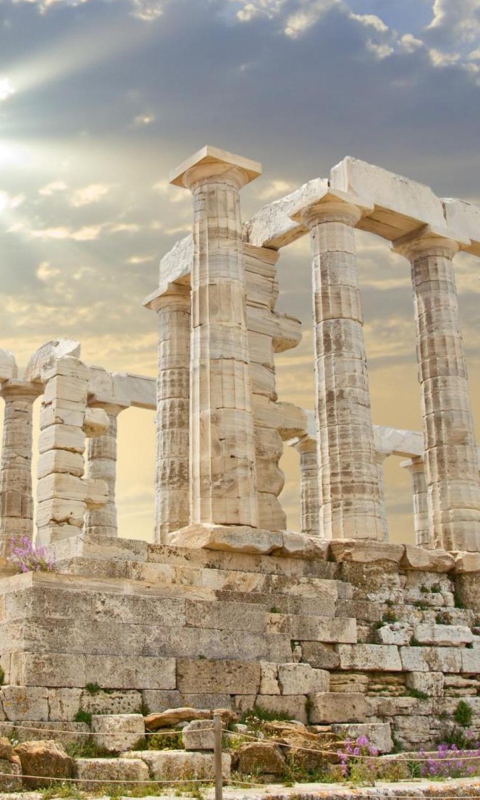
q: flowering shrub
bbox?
[336,735,379,785]
[419,741,480,780]
[8,537,55,573]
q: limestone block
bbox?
[181,693,232,710]
[255,695,308,725]
[370,696,430,717]
[37,451,85,479]
[414,624,473,647]
[85,478,108,509]
[400,646,462,673]
[331,722,393,754]
[337,645,402,672]
[277,664,329,695]
[0,757,21,792]
[43,375,88,405]
[177,659,260,695]
[87,365,114,400]
[443,197,480,257]
[83,407,109,437]
[36,498,85,527]
[405,672,444,697]
[47,688,82,721]
[400,546,455,573]
[291,616,357,643]
[92,714,145,753]
[234,742,285,776]
[15,740,73,789]
[462,648,480,673]
[38,424,85,454]
[376,625,411,646]
[0,349,17,382]
[1,687,49,722]
[308,693,369,724]
[75,757,149,791]
[454,552,480,573]
[169,524,283,555]
[141,690,182,713]
[39,405,85,429]
[300,642,340,670]
[126,750,231,781]
[38,474,89,503]
[329,540,404,564]
[184,600,266,632]
[85,656,177,690]
[10,652,86,688]
[182,719,215,751]
[115,373,156,409]
[145,708,211,730]
[24,340,81,383]
[260,662,279,695]
[330,157,446,239]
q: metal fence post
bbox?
[213,710,223,800]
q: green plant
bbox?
[373,621,384,630]
[146,730,183,750]
[431,583,442,594]
[435,612,452,625]
[85,682,101,695]
[270,606,280,613]
[413,601,428,610]
[454,700,473,728]
[74,709,92,726]
[385,599,394,607]
[290,640,300,651]
[65,739,112,759]
[0,665,4,686]
[239,705,293,725]
[382,610,398,624]
[407,687,428,700]
[198,654,206,660]
[455,591,466,609]
[138,700,151,716]
[420,585,429,594]
[409,636,420,646]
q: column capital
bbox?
[143,282,190,313]
[289,187,373,228]
[170,145,261,191]
[400,456,425,475]
[0,379,43,400]
[392,224,470,261]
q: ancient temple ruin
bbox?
[1,147,480,752]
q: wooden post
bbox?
[213,710,223,800]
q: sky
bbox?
[1,0,480,544]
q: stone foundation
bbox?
[1,534,480,752]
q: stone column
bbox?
[0,381,41,557]
[291,190,383,540]
[145,285,191,543]
[170,146,261,528]
[394,228,480,551]
[295,437,320,538]
[376,452,390,542]
[85,402,126,538]
[401,457,430,549]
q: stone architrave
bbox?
[394,227,480,551]
[144,284,191,543]
[294,437,320,537]
[85,402,127,538]
[401,457,430,549]
[290,189,383,541]
[0,381,42,557]
[170,146,261,528]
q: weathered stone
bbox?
[337,645,402,672]
[145,707,211,730]
[74,757,149,791]
[125,750,231,781]
[15,740,73,789]
[182,719,215,751]
[234,742,285,776]
[400,546,455,573]
[177,659,261,695]
[91,714,145,753]
[0,758,22,792]
[1,686,49,722]
[300,642,340,670]
[414,624,473,647]
[308,692,369,724]
[277,663,329,695]
[329,540,404,564]
[331,722,393,754]
[405,672,444,697]
[254,695,308,725]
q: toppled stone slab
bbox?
[75,757,149,791]
[145,707,211,730]
[234,742,285,776]
[92,714,145,752]
[15,740,73,789]
[400,546,455,573]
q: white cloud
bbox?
[39,180,68,196]
[398,34,424,54]
[258,179,297,200]
[30,224,104,240]
[130,0,164,20]
[428,0,480,45]
[0,77,15,102]
[132,113,155,126]
[70,183,112,207]
[0,191,24,213]
[348,13,388,33]
[36,261,61,281]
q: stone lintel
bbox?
[328,539,405,565]
[170,145,261,188]
[167,524,328,560]
[400,544,455,573]
[392,224,471,259]
[453,552,480,574]
[289,186,373,224]
[142,282,190,312]
[443,197,480,257]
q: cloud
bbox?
[39,181,68,197]
[0,77,15,101]
[70,184,113,207]
[427,0,480,45]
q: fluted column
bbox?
[376,452,390,542]
[291,190,383,540]
[0,381,41,557]
[401,457,430,548]
[394,228,480,551]
[295,437,320,537]
[170,146,261,527]
[146,285,191,542]
[85,402,125,538]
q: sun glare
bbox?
[0,78,15,102]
